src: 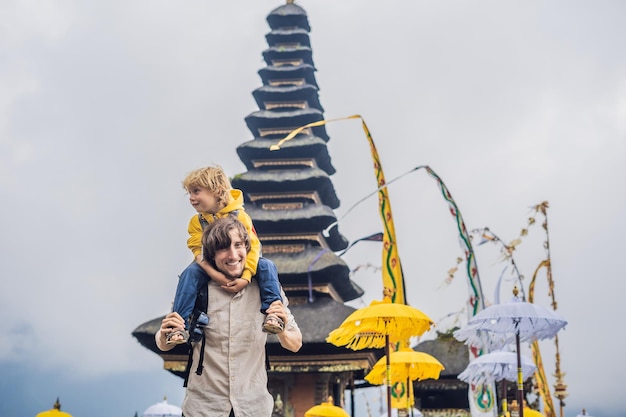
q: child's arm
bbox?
[221,276,249,292]
[195,254,235,287]
[237,211,262,282]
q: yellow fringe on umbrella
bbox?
[326,298,434,350]
[364,348,444,385]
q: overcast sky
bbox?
[1,1,624,417]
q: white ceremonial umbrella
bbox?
[453,299,567,350]
[143,399,182,417]
[458,350,537,416]
[454,288,567,417]
[458,350,536,385]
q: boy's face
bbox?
[213,228,247,279]
[188,186,221,214]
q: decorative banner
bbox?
[527,201,566,417]
[271,114,406,304]
[417,166,496,417]
[390,340,410,411]
[529,258,558,417]
[419,166,485,317]
[531,339,556,417]
[391,380,409,409]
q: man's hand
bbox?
[267,300,303,352]
[266,300,287,326]
[221,278,249,293]
[156,312,186,351]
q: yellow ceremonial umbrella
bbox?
[304,400,350,417]
[523,407,545,417]
[365,348,444,413]
[36,410,73,417]
[36,399,72,417]
[327,298,434,417]
[326,298,433,350]
[365,348,444,384]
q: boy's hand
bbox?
[221,278,249,293]
[196,256,230,286]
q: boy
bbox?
[167,165,284,344]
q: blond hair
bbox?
[182,166,232,207]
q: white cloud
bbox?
[0,0,76,47]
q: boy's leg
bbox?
[171,262,209,329]
[256,257,285,334]
[255,257,283,313]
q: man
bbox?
[156,217,302,417]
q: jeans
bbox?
[171,257,283,327]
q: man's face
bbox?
[213,228,247,279]
[188,186,221,214]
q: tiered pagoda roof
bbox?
[234,3,373,367]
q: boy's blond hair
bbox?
[182,166,232,207]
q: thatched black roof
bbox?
[245,108,329,141]
[247,204,334,231]
[267,3,310,32]
[131,297,354,358]
[249,204,348,251]
[265,28,311,48]
[232,167,340,209]
[258,62,317,84]
[276,296,356,345]
[236,135,335,175]
[130,297,357,357]
[414,337,470,377]
[263,46,313,67]
[268,248,363,301]
[132,294,381,380]
[254,83,322,110]
[269,245,347,274]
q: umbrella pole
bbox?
[407,375,412,417]
[351,378,355,417]
[386,334,392,417]
[501,379,507,417]
[516,332,524,417]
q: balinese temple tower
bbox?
[132,2,380,417]
[234,2,381,416]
